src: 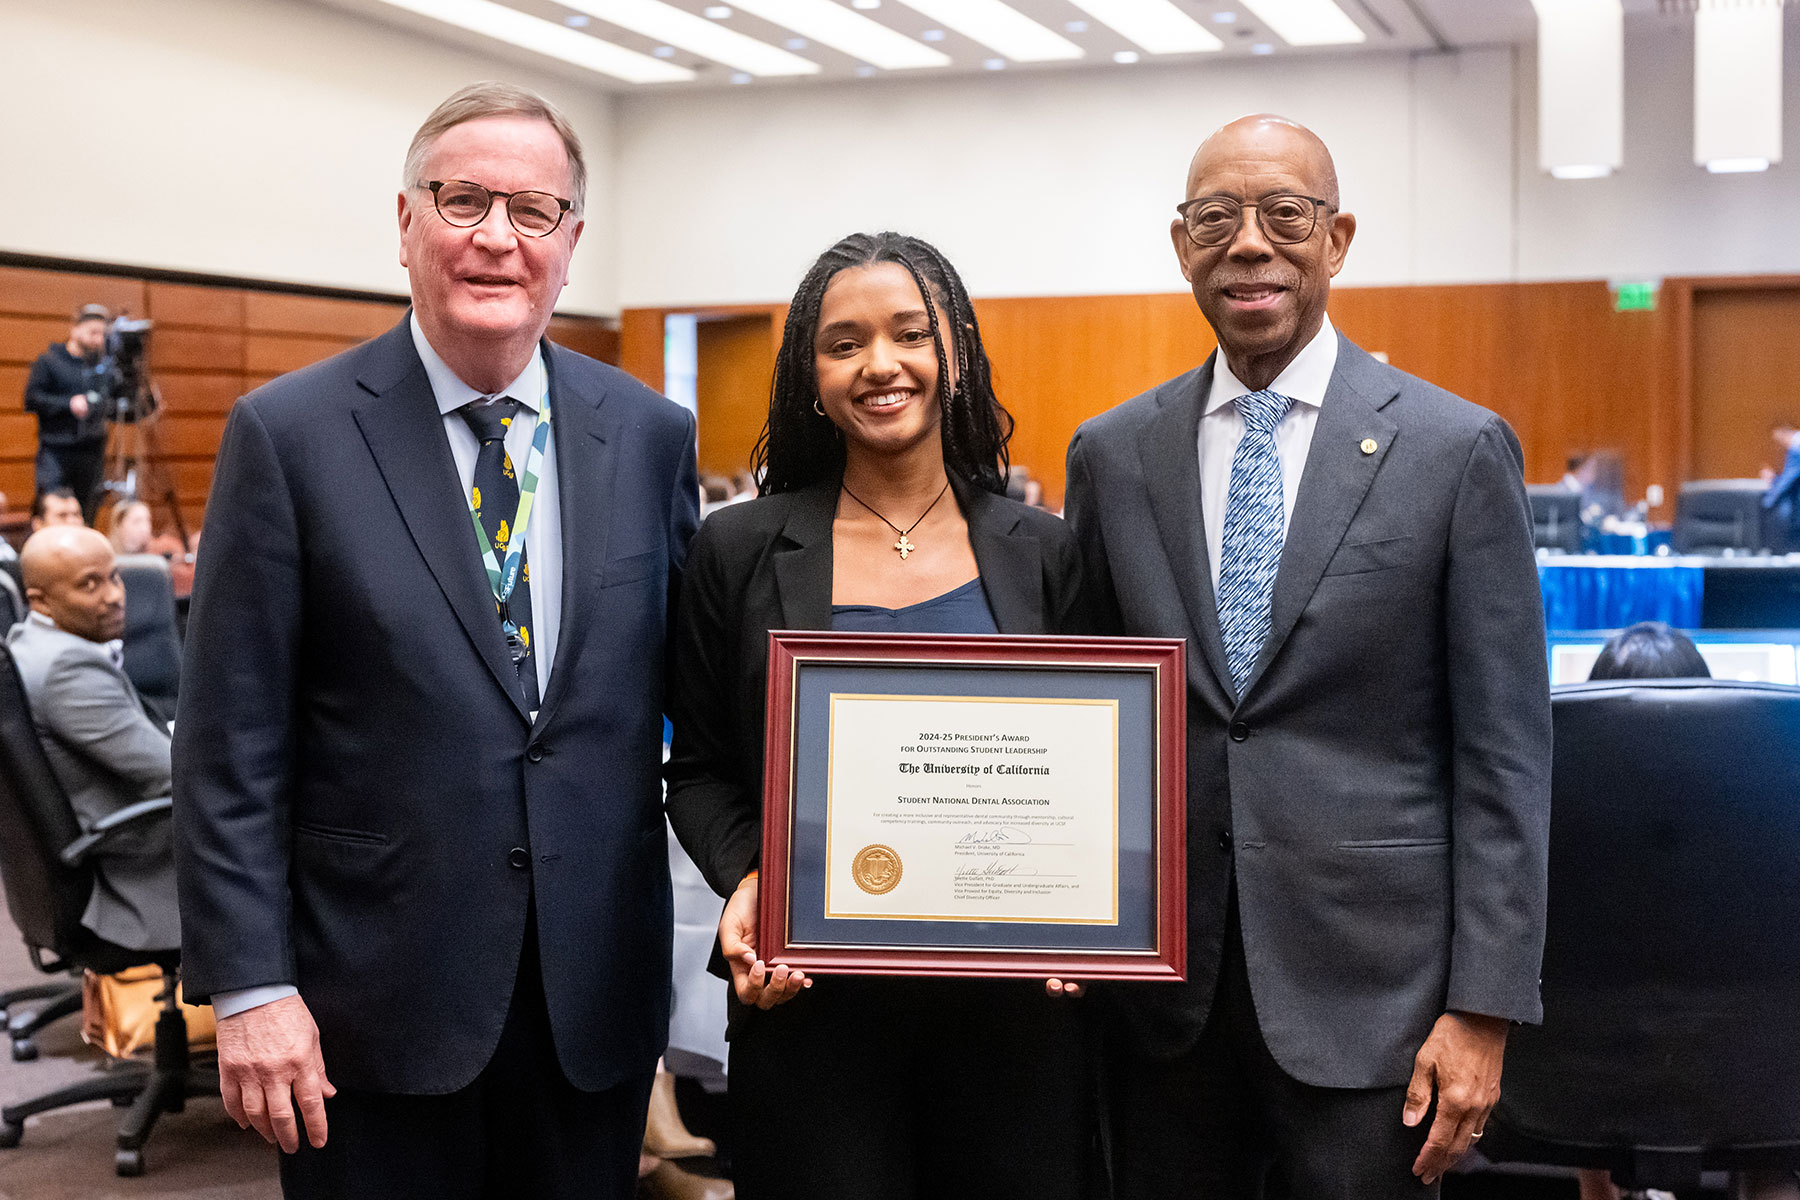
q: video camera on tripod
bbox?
[93,316,158,424]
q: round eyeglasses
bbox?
[1176,193,1335,248]
[421,180,572,238]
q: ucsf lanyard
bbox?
[466,380,553,656]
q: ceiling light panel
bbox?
[721,0,949,70]
[561,0,819,75]
[1065,0,1224,54]
[1236,0,1366,47]
[368,0,694,82]
[889,0,1084,63]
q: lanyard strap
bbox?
[466,381,553,608]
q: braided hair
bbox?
[751,232,1014,496]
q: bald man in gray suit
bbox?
[1065,116,1551,1197]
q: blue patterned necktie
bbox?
[1216,389,1293,693]
[460,397,538,712]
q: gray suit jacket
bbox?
[1065,333,1551,1089]
[7,616,180,951]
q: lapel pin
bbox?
[1359,438,1378,455]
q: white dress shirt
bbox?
[213,317,566,1022]
[1199,316,1340,588]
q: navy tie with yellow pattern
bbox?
[459,397,539,712]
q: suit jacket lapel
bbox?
[772,483,836,630]
[962,483,1043,634]
[351,322,529,722]
[1138,361,1236,702]
[1244,335,1399,693]
[532,343,615,730]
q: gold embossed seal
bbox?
[851,844,903,895]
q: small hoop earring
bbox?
[814,399,826,417]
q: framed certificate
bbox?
[760,632,1186,981]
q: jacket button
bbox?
[1229,721,1250,742]
[508,847,531,870]
[526,744,546,763]
[1218,829,1233,852]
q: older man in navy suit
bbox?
[174,82,698,1199]
[1066,115,1551,1198]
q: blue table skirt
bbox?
[1538,557,1704,631]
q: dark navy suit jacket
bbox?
[173,318,698,1095]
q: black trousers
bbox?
[280,923,653,1200]
[1108,902,1435,1200]
[729,976,1095,1200]
[35,443,107,525]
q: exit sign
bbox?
[1613,280,1659,311]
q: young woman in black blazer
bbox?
[665,232,1092,1199]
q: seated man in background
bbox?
[1762,424,1800,553]
[6,526,179,953]
[31,487,85,532]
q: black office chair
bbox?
[1526,485,1585,554]
[0,644,217,1177]
[1486,679,1800,1192]
[1670,479,1774,554]
[114,554,181,727]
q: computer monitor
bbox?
[1671,480,1772,554]
[1526,485,1584,554]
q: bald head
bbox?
[1187,115,1340,209]
[21,526,126,644]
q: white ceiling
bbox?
[310,0,1552,91]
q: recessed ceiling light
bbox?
[1251,41,1273,53]
[1066,20,1089,33]
[1113,49,1139,62]
[565,13,589,26]
[367,0,693,82]
[1213,10,1237,23]
[856,63,877,75]
[1066,0,1224,54]
[703,4,730,15]
[1236,0,1364,47]
[730,71,752,83]
[652,44,675,55]
[853,0,880,7]
[920,28,945,41]
[891,0,1083,63]
[1550,164,1613,179]
[726,0,950,69]
[1706,158,1771,174]
[984,56,1006,69]
[560,0,818,76]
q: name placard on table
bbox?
[760,632,1187,981]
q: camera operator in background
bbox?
[25,305,113,524]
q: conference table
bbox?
[1537,553,1800,631]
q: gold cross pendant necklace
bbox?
[840,478,952,561]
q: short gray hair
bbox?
[402,81,587,215]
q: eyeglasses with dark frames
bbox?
[420,179,573,237]
[1176,193,1336,248]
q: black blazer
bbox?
[173,318,699,1095]
[664,477,1088,901]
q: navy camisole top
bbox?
[830,577,999,635]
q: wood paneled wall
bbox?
[1,264,618,535]
[622,275,1769,517]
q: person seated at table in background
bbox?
[31,487,85,533]
[1761,424,1800,553]
[664,231,1093,1200]
[1587,621,1709,681]
[6,526,180,953]
[1579,622,1799,1200]
[107,500,154,557]
[1564,450,1631,532]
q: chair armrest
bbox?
[58,796,173,866]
